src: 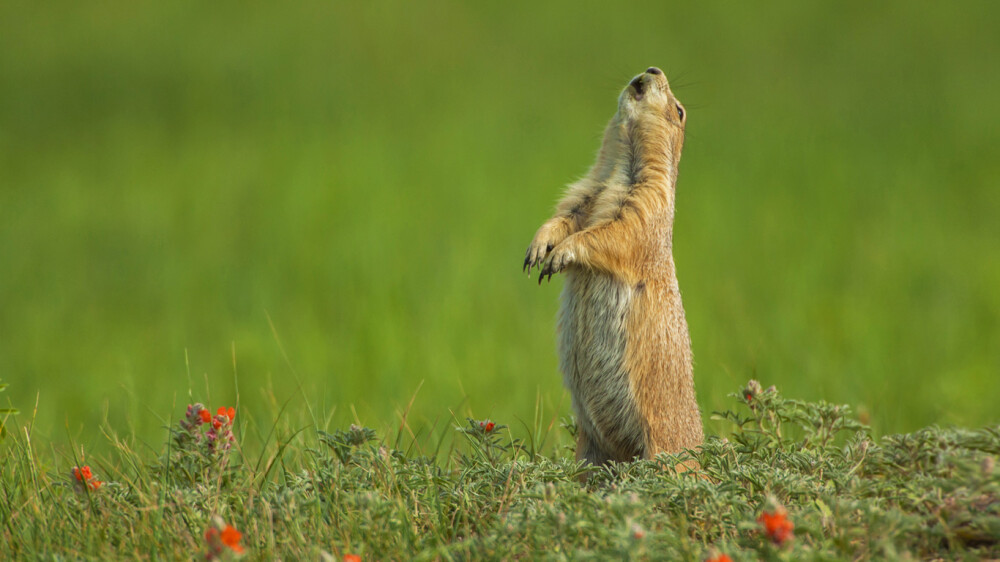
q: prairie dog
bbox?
[524,67,703,465]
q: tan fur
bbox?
[524,68,703,465]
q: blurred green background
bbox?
[1,2,998,451]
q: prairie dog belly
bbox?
[558,270,645,459]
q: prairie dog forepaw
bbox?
[538,243,576,284]
[523,240,554,273]
[524,220,569,273]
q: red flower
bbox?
[211,406,236,429]
[73,466,93,482]
[706,554,733,562]
[343,555,361,562]
[220,525,243,553]
[758,506,795,545]
[484,421,495,432]
[72,466,103,491]
[205,523,244,557]
[743,380,762,403]
[199,409,212,423]
[630,522,645,539]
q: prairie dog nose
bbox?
[645,67,662,75]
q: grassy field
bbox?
[1,1,999,457]
[2,383,998,559]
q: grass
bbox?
[1,3,998,556]
[1,382,997,560]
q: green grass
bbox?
[1,3,999,451]
[2,3,997,558]
[2,383,997,560]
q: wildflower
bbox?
[73,465,92,481]
[71,465,103,491]
[705,554,733,562]
[479,420,495,432]
[220,525,243,552]
[343,555,361,562]
[179,403,211,441]
[630,522,645,540]
[758,505,795,545]
[205,407,236,453]
[742,380,764,409]
[743,380,762,403]
[205,522,244,559]
[186,403,209,425]
[211,406,235,430]
[177,404,208,447]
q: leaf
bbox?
[815,498,833,524]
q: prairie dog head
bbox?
[590,67,686,186]
[617,66,686,131]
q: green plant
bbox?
[0,378,18,439]
[1,382,996,560]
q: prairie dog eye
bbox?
[676,104,685,121]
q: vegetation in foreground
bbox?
[2,382,998,560]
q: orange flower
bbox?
[205,523,244,556]
[706,554,732,562]
[72,466,103,491]
[343,555,361,562]
[73,466,93,481]
[220,524,244,553]
[758,506,794,545]
[218,406,236,422]
[199,409,212,423]
[630,522,645,539]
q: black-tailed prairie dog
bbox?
[524,67,703,465]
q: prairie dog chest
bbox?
[581,169,635,228]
